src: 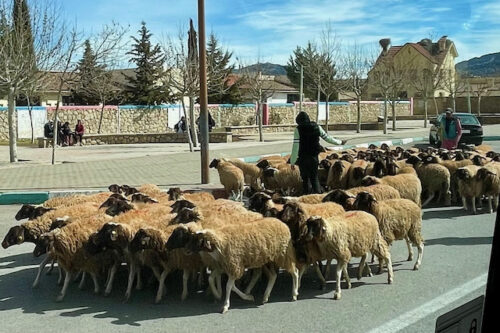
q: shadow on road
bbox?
[423,207,494,220]
[425,236,493,247]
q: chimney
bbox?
[379,38,391,55]
[438,36,447,53]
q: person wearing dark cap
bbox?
[289,112,346,194]
[440,108,462,150]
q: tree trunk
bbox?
[477,96,482,116]
[433,97,439,115]
[356,96,361,133]
[391,99,396,131]
[181,99,194,152]
[383,97,388,134]
[189,97,199,147]
[325,95,329,132]
[98,101,105,134]
[27,95,34,144]
[423,98,428,128]
[51,98,60,165]
[452,94,456,112]
[316,84,321,123]
[7,87,18,163]
[257,101,264,142]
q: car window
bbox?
[457,115,480,125]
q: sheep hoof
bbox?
[292,295,297,302]
[407,256,413,261]
[413,265,420,271]
[181,293,187,301]
[221,306,229,314]
[346,282,352,289]
[368,272,373,277]
[262,297,269,304]
[55,295,64,302]
[122,294,131,303]
[104,291,111,297]
[94,288,100,295]
[357,274,362,281]
[388,278,393,284]
[243,294,255,302]
[154,297,162,304]
[32,282,39,289]
[333,292,341,300]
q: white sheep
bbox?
[209,158,245,201]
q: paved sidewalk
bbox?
[0,123,498,192]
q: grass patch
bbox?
[0,139,38,147]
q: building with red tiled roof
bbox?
[367,36,458,99]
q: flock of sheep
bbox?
[2,143,499,314]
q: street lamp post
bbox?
[299,64,304,113]
[198,0,209,184]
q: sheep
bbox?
[318,159,332,187]
[43,215,118,301]
[224,158,263,191]
[166,187,216,202]
[327,160,351,190]
[42,192,112,209]
[128,225,205,303]
[2,201,103,249]
[15,204,54,221]
[361,174,422,206]
[271,192,330,205]
[347,159,370,188]
[456,165,483,214]
[365,158,388,178]
[353,191,424,270]
[260,165,303,196]
[209,158,245,201]
[302,213,393,300]
[248,192,283,217]
[477,164,500,213]
[181,218,299,313]
[406,155,451,207]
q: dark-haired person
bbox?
[440,108,462,150]
[290,112,346,194]
[74,120,85,145]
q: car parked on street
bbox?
[429,112,483,146]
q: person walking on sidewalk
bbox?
[440,108,462,150]
[290,112,347,194]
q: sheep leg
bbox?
[406,237,414,261]
[297,265,307,290]
[262,265,277,304]
[462,196,468,211]
[155,268,171,304]
[46,258,56,275]
[181,270,189,301]
[231,283,254,302]
[343,266,351,289]
[244,268,262,295]
[91,273,100,294]
[57,266,64,286]
[221,277,236,314]
[33,255,51,288]
[493,195,499,212]
[421,192,435,207]
[370,253,375,263]
[358,255,367,280]
[78,272,87,290]
[413,242,424,271]
[364,261,373,277]
[471,196,477,214]
[487,197,493,214]
[56,271,72,302]
[124,262,136,302]
[208,270,222,300]
[323,260,332,281]
[291,267,299,301]
[104,263,118,296]
[313,263,327,290]
[386,255,394,284]
[135,268,143,290]
[333,261,345,300]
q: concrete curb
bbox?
[1,135,498,205]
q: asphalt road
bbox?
[0,140,498,333]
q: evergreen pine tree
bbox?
[73,40,106,105]
[12,0,33,57]
[206,33,237,104]
[126,22,167,105]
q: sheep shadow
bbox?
[0,252,37,269]
[425,236,493,247]
[422,208,485,220]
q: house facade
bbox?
[367,36,459,99]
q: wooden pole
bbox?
[198,0,209,184]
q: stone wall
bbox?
[0,110,8,141]
[413,96,500,115]
[193,104,257,127]
[46,106,119,134]
[118,107,168,134]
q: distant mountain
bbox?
[235,62,287,76]
[456,52,500,77]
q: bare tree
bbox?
[163,24,200,152]
[339,43,374,133]
[441,70,467,112]
[0,0,64,162]
[319,23,340,131]
[410,63,445,128]
[239,63,275,142]
[471,77,496,116]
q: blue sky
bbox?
[62,0,500,65]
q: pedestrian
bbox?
[74,119,85,145]
[44,120,54,139]
[61,122,73,146]
[440,108,462,150]
[290,112,347,194]
[174,116,187,133]
[196,112,216,132]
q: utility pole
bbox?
[198,0,209,184]
[467,79,472,114]
[299,64,304,113]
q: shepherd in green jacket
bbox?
[290,112,346,194]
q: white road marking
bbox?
[367,273,487,333]
[402,138,413,144]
